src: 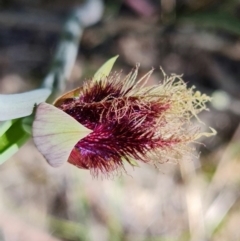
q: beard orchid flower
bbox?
[32,59,215,177]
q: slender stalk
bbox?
[43,0,103,97]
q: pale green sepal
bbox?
[0,88,51,121]
[93,55,119,82]
[32,103,92,167]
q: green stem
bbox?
[0,119,30,165]
[43,0,103,99]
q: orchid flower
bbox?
[33,58,216,177]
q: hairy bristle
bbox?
[59,67,213,176]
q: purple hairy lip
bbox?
[55,69,212,176]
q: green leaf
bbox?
[93,55,119,82]
[32,103,92,167]
[0,88,51,121]
[0,119,30,165]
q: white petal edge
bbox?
[0,88,51,121]
[32,102,92,167]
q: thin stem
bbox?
[42,0,103,97]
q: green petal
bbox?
[93,55,119,82]
[32,103,92,167]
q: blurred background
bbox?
[1,0,240,240]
